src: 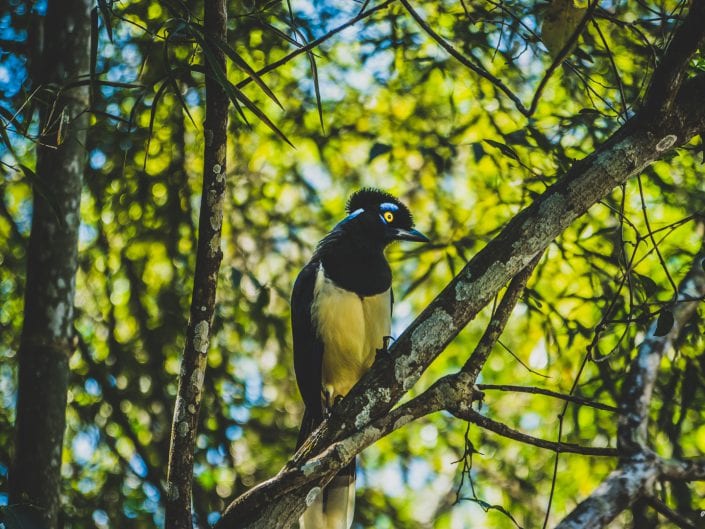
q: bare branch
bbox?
[555,456,659,529]
[659,457,705,482]
[644,496,699,529]
[476,384,620,413]
[455,409,618,457]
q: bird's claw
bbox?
[376,335,395,360]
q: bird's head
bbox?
[336,188,429,248]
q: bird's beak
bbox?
[392,228,430,243]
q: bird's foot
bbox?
[376,335,395,360]
[322,386,333,416]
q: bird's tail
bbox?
[297,408,356,529]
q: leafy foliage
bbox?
[1,0,704,528]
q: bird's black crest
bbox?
[346,187,414,227]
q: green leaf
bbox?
[187,22,282,111]
[472,142,485,162]
[230,267,243,288]
[143,79,172,171]
[654,309,674,337]
[207,34,283,110]
[162,37,197,129]
[0,115,19,158]
[369,142,391,162]
[187,28,292,146]
[634,272,659,297]
[483,138,519,161]
[63,79,144,90]
[307,50,324,132]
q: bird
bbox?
[291,188,429,529]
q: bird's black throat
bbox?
[313,228,392,297]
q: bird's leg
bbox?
[322,390,345,418]
[322,386,333,417]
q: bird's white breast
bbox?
[311,264,391,404]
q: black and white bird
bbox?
[291,188,429,529]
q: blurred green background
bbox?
[1,0,704,527]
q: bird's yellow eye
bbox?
[383,211,394,223]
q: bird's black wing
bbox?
[291,259,324,447]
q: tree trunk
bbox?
[8,0,91,527]
[164,0,229,527]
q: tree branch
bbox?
[164,0,229,527]
[476,384,620,413]
[643,0,705,113]
[644,496,699,529]
[659,457,705,482]
[554,455,660,529]
[554,181,705,529]
[455,409,618,457]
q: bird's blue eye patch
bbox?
[341,208,364,224]
[379,202,399,224]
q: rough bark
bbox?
[214,1,705,524]
[8,1,91,527]
[164,0,229,527]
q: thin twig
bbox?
[461,409,618,457]
[591,19,629,121]
[497,339,550,377]
[644,496,698,529]
[637,174,679,296]
[236,0,396,91]
[398,0,530,116]
[529,0,600,116]
[476,384,619,413]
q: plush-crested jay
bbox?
[291,188,429,529]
